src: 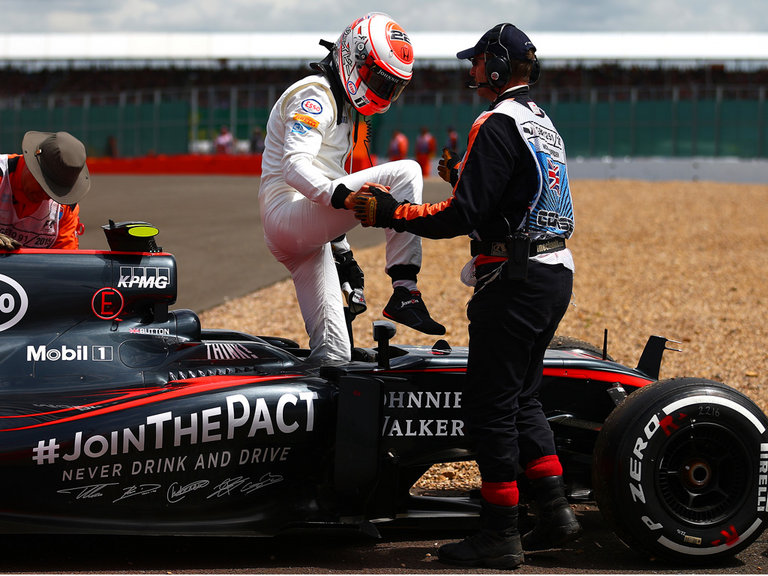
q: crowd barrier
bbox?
[87,153,263,175]
[86,152,379,175]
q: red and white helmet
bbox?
[333,12,414,116]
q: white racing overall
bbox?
[259,74,423,363]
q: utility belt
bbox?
[470,236,566,258]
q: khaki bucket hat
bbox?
[22,131,90,205]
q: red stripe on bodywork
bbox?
[0,386,162,420]
[543,367,653,387]
[14,248,172,256]
[386,366,652,388]
[384,368,465,374]
[0,374,301,432]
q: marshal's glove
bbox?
[438,147,459,185]
[0,233,20,251]
[352,183,401,229]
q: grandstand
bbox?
[1,31,767,174]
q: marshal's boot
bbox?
[438,501,524,570]
[522,475,582,550]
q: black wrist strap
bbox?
[331,183,353,209]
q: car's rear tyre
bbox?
[593,377,768,563]
[549,335,613,361]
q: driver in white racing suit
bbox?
[259,12,444,364]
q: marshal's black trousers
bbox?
[464,260,573,482]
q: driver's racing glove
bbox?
[0,233,21,251]
[352,184,404,230]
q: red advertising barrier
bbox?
[87,154,263,175]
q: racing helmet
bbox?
[333,12,413,116]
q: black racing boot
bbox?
[438,502,524,570]
[383,287,445,335]
[522,475,582,550]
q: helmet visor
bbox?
[359,56,410,102]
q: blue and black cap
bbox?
[457,23,536,61]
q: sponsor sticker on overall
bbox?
[300,99,323,114]
[292,113,319,129]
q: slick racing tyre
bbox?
[592,378,768,564]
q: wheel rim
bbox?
[656,421,751,525]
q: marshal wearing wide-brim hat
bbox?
[21,131,90,205]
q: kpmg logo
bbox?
[117,266,171,289]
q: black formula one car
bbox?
[0,220,766,565]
